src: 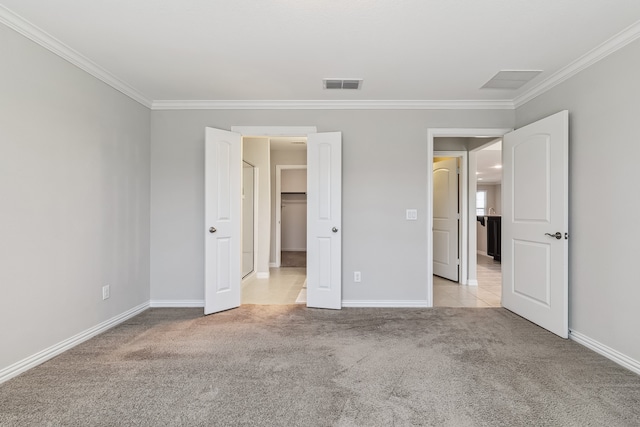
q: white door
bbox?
[306,132,342,309]
[204,127,242,315]
[433,157,459,281]
[502,110,569,338]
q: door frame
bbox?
[275,165,308,267]
[233,127,317,276]
[427,128,512,306]
[433,151,467,284]
[242,160,259,281]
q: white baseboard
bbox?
[269,262,277,268]
[0,301,149,384]
[570,330,640,375]
[342,300,430,308]
[477,251,488,257]
[467,280,479,286]
[257,272,270,279]
[149,300,204,308]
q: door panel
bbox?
[204,127,242,315]
[433,157,459,281]
[503,111,569,338]
[307,132,342,309]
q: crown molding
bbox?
[151,99,515,110]
[0,5,152,108]
[4,3,638,112]
[514,20,640,108]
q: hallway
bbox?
[434,254,502,307]
[241,267,306,305]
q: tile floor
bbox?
[434,254,502,307]
[241,267,306,305]
[243,254,501,307]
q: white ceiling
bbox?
[2,1,640,107]
[476,140,502,184]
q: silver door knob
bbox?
[544,232,561,239]
[332,227,338,233]
[209,227,217,233]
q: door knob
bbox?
[544,232,561,239]
[209,227,217,233]
[332,227,338,233]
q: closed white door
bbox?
[204,127,242,315]
[502,110,569,338]
[306,132,342,309]
[433,157,459,281]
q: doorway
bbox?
[241,137,308,305]
[427,128,511,307]
[205,127,342,314]
[474,139,503,306]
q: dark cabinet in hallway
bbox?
[487,216,501,262]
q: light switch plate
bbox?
[406,209,418,220]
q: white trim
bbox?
[467,279,479,287]
[269,262,277,268]
[153,100,514,111]
[4,0,638,114]
[0,6,152,108]
[256,272,270,279]
[515,20,640,108]
[570,330,640,376]
[427,128,512,308]
[0,302,149,384]
[149,300,204,308]
[477,250,488,257]
[232,126,317,136]
[342,300,430,308]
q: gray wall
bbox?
[516,38,640,362]
[149,109,514,303]
[0,25,151,371]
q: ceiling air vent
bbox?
[323,79,363,90]
[481,70,542,90]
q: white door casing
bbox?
[204,127,242,315]
[306,132,342,309]
[502,110,569,338]
[433,157,459,281]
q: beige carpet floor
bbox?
[280,251,306,268]
[1,306,639,426]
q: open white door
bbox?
[502,111,569,338]
[433,157,459,281]
[306,132,342,309]
[204,127,242,315]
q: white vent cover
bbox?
[323,79,363,90]
[481,70,542,90]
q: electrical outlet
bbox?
[406,209,418,220]
[354,271,361,283]
[102,285,110,300]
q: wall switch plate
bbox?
[102,285,110,300]
[354,271,361,283]
[406,209,418,220]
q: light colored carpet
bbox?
[1,306,639,426]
